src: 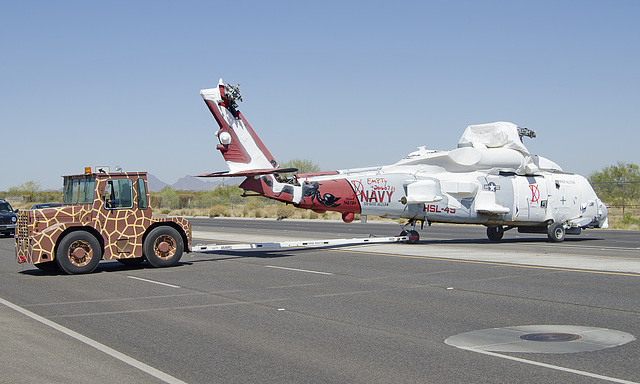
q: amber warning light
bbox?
[85,167,92,174]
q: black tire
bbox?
[547,222,565,242]
[117,257,145,266]
[56,231,102,274]
[34,260,60,272]
[143,226,184,268]
[401,230,420,244]
[486,226,504,242]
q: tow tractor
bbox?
[15,167,411,275]
[15,168,191,274]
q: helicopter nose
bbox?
[598,200,609,228]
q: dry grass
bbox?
[151,205,401,223]
[154,206,344,221]
[4,198,36,210]
[605,207,640,230]
[156,204,637,230]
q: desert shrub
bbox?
[621,213,640,226]
[276,204,295,220]
[150,194,162,208]
[161,209,171,215]
[158,187,179,209]
[245,198,267,210]
[209,205,228,217]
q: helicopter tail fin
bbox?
[200,79,282,176]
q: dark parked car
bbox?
[30,202,63,209]
[0,199,18,236]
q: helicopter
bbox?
[197,79,608,243]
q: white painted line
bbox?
[0,297,187,384]
[462,347,639,384]
[127,276,181,288]
[265,265,333,275]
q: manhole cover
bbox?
[445,325,635,354]
[520,333,582,342]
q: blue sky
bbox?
[1,0,638,190]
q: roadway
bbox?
[0,219,638,383]
[189,217,640,258]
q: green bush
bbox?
[621,214,640,225]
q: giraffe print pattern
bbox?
[15,172,191,265]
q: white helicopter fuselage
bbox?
[199,79,608,242]
[303,146,608,231]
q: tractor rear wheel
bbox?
[144,226,184,268]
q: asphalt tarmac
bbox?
[1,219,638,383]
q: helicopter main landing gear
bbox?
[399,220,421,244]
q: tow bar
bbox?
[192,235,409,253]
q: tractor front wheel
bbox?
[56,231,102,274]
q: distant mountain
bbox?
[148,174,239,192]
[147,174,170,192]
[171,175,225,191]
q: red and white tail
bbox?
[199,79,290,177]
